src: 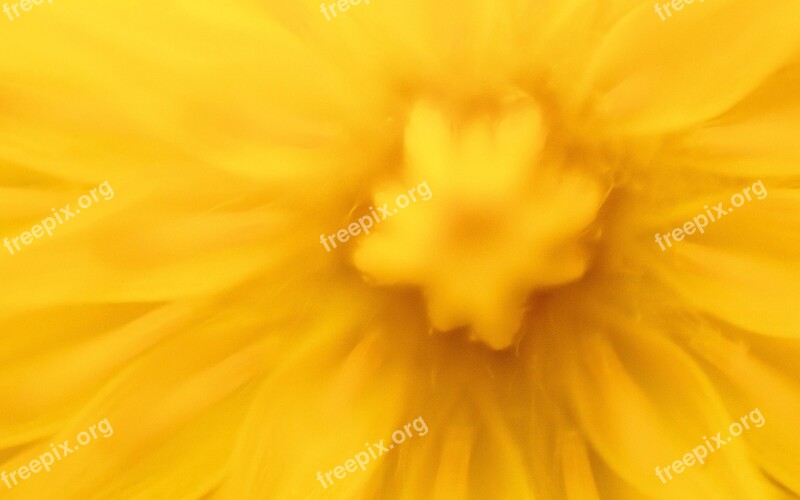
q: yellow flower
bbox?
[0,0,799,499]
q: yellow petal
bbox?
[220,330,412,499]
[586,0,800,134]
[552,310,780,499]
[672,64,800,177]
[688,329,800,495]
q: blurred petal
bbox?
[587,0,800,134]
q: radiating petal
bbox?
[586,0,800,134]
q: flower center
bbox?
[354,100,606,350]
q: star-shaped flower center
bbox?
[354,100,606,349]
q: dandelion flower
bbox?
[0,0,799,499]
